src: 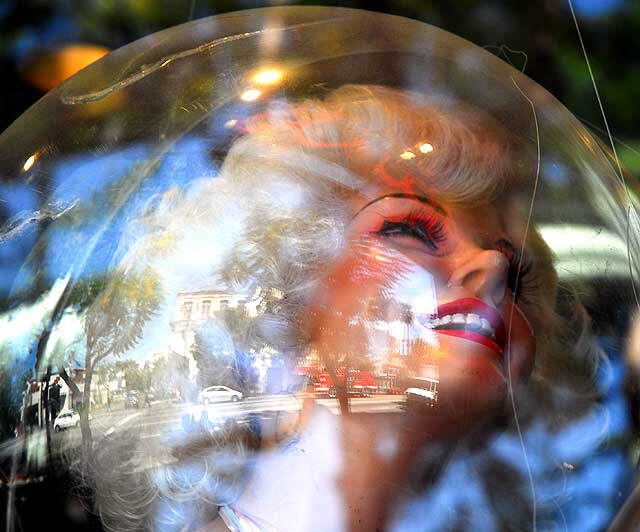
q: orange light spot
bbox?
[23,44,111,92]
[253,68,283,85]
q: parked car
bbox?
[405,379,439,410]
[199,385,243,404]
[53,410,80,431]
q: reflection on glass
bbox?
[1,6,638,532]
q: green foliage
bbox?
[619,143,640,175]
[114,359,145,392]
[84,269,162,366]
[191,323,237,390]
[144,355,186,398]
[191,312,259,393]
[0,357,29,440]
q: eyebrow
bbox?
[354,193,446,217]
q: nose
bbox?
[447,249,509,307]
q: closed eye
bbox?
[373,210,446,252]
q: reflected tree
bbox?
[114,359,145,393]
[191,319,238,392]
[79,269,161,454]
[93,361,117,404]
[191,306,259,394]
[0,354,29,441]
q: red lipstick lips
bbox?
[432,298,506,355]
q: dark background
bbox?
[1,0,639,175]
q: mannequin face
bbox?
[308,187,537,433]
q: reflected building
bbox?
[23,356,86,429]
[167,288,441,397]
[169,289,259,380]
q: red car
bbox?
[313,370,378,397]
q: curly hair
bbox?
[84,85,606,531]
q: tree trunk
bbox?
[326,365,350,415]
[42,365,53,470]
[80,360,94,461]
[58,367,82,403]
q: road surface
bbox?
[1,394,405,483]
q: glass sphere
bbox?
[1,6,639,532]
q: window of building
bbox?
[202,300,211,318]
[219,299,229,310]
[181,301,193,320]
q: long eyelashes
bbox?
[372,209,446,252]
[495,240,539,304]
[370,213,539,303]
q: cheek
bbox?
[426,335,506,389]
[407,334,508,435]
[318,243,453,328]
[305,242,391,341]
[314,239,410,309]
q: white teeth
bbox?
[466,313,481,327]
[423,318,439,328]
[424,312,496,340]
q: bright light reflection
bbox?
[224,119,238,129]
[23,153,37,171]
[253,68,283,85]
[400,151,415,160]
[539,223,629,278]
[0,276,70,364]
[418,143,434,154]
[240,89,262,102]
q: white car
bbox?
[53,410,80,431]
[405,381,439,410]
[199,385,243,404]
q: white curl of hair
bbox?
[86,85,608,531]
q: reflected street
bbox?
[1,395,405,483]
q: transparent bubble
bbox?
[1,6,639,532]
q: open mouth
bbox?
[419,298,506,355]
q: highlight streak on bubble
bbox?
[23,154,37,172]
[60,20,336,105]
[0,200,78,243]
[508,76,541,532]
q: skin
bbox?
[312,190,536,411]
[211,187,539,532]
[305,187,537,531]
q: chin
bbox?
[406,333,519,436]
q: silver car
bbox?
[53,410,80,431]
[199,385,243,404]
